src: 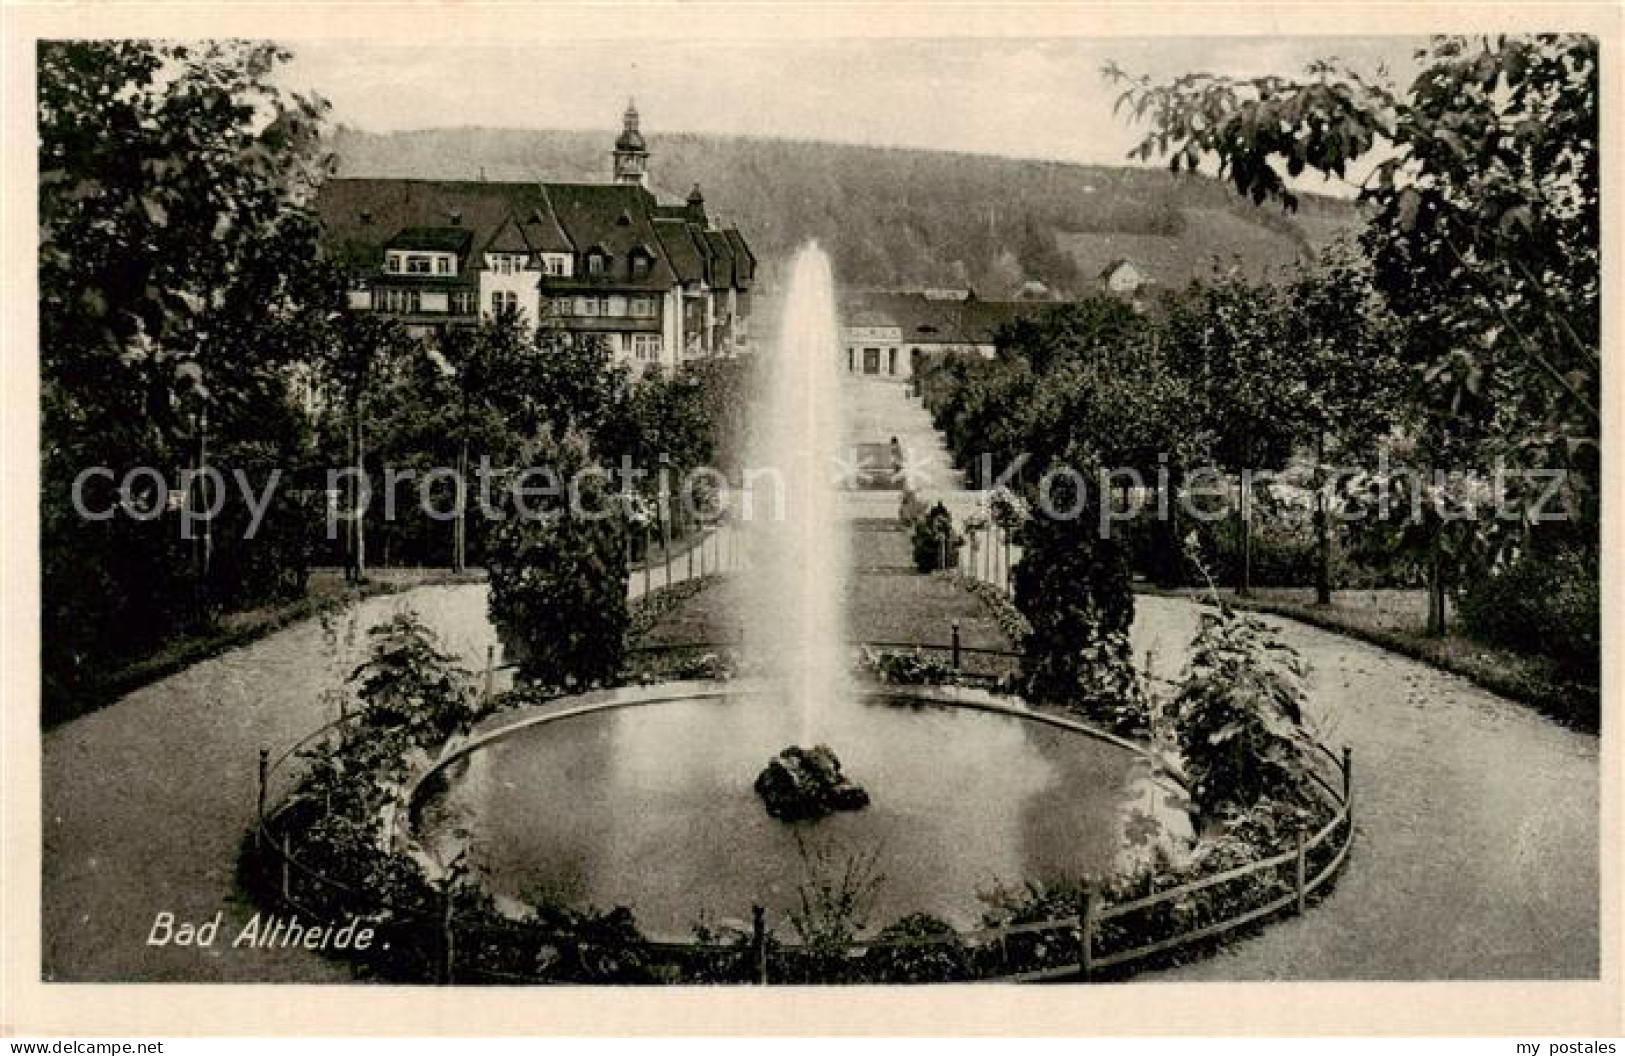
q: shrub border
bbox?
[252,677,1351,983]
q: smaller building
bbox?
[1099,258,1151,296]
[842,311,904,376]
[839,290,1055,379]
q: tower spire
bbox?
[613,98,649,187]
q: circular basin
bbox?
[411,683,1180,940]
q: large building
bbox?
[315,102,757,370]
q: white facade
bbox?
[843,324,904,377]
[479,265,541,321]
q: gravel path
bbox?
[1131,594,1599,980]
[40,505,1597,981]
[40,534,736,983]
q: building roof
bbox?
[652,218,708,285]
[840,291,1054,347]
[701,230,736,289]
[317,177,753,294]
[482,216,534,255]
[318,179,551,275]
[722,228,756,288]
[847,309,899,330]
[389,226,474,254]
[521,187,575,254]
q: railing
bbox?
[251,646,1354,984]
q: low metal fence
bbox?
[251,644,1353,984]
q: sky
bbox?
[278,35,1425,185]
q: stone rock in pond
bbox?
[754,744,870,821]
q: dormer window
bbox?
[385,250,458,277]
[485,253,527,276]
[586,250,607,276]
[629,247,653,280]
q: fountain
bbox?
[409,242,1182,939]
[741,244,851,747]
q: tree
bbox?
[1105,34,1599,538]
[1158,272,1302,596]
[1012,443,1147,736]
[434,306,535,571]
[484,434,631,691]
[38,40,332,709]
[1283,243,1406,603]
[314,312,413,581]
[909,502,962,573]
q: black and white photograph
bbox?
[4,1,1619,1040]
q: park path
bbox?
[40,378,1600,982]
[1130,596,1599,979]
[856,376,1600,980]
[40,531,735,982]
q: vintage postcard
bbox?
[2,0,1620,1039]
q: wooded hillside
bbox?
[329,127,1360,293]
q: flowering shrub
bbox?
[860,913,970,982]
[1170,605,1316,819]
[859,646,960,686]
[952,573,1031,648]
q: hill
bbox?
[328,126,1361,295]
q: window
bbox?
[386,250,456,276]
[489,290,518,314]
[541,254,569,277]
[631,295,659,318]
[485,253,528,275]
[586,252,606,276]
[451,290,477,315]
[606,295,627,317]
[575,296,598,317]
[632,334,662,362]
[377,288,420,314]
[630,251,652,280]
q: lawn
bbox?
[627,521,1016,672]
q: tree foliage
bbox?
[1012,444,1147,736]
[483,434,631,692]
[1106,34,1599,503]
[38,40,334,708]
